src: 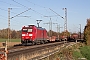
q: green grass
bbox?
[0,39,21,42]
[73,50,83,60]
[80,46,90,60]
[73,45,90,60]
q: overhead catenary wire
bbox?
[49,8,64,19]
[25,0,57,17]
[28,1,61,22]
[0,0,60,30]
[0,0,31,19]
[10,17,37,27]
[8,8,31,30]
[25,0,56,14]
[12,0,28,8]
[7,8,31,30]
[0,0,20,7]
[11,16,36,24]
[0,8,7,12]
[10,8,31,19]
[12,0,45,16]
[7,8,32,53]
[49,8,68,39]
[0,1,30,27]
[25,0,46,8]
[0,1,29,30]
[0,18,7,23]
[0,8,17,14]
[12,0,58,24]
[0,15,7,25]
[0,9,27,28]
[0,17,7,22]
[0,14,7,18]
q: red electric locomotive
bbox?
[21,25,47,44]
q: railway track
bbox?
[0,41,70,60]
[0,41,79,60]
[0,39,83,53]
[8,41,64,53]
[0,41,64,52]
[7,41,65,60]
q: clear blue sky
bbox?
[0,0,90,33]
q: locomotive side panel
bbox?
[36,27,47,41]
[43,29,47,40]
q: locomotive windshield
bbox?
[28,29,32,32]
[22,29,32,32]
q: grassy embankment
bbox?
[0,39,21,47]
[0,39,20,42]
[49,43,90,60]
[73,43,90,60]
[79,46,90,60]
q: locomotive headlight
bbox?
[22,34,25,36]
[29,34,32,36]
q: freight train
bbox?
[67,34,79,42]
[21,25,56,45]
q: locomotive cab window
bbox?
[22,29,28,32]
[28,29,32,32]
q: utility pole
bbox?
[49,8,67,36]
[6,8,31,60]
[53,23,58,39]
[50,18,52,37]
[36,20,42,27]
[44,19,52,37]
[58,24,63,41]
[63,8,67,43]
[5,7,11,60]
[79,24,81,40]
[44,16,53,37]
[63,8,67,32]
[57,24,59,40]
[52,23,63,41]
[8,8,11,44]
[6,8,11,60]
[8,8,31,44]
[44,22,50,37]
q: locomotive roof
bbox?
[37,27,46,30]
[28,25,36,27]
[27,25,46,30]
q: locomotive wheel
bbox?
[47,40,50,43]
[32,41,35,45]
[40,40,44,44]
[34,42,37,45]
